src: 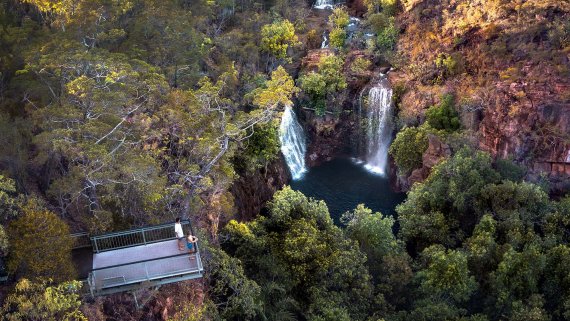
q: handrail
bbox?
[89,251,204,292]
[90,220,192,253]
[90,220,191,238]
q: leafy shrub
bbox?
[239,122,281,173]
[306,29,321,49]
[367,12,391,34]
[495,158,526,182]
[329,6,350,29]
[261,19,299,61]
[350,57,372,74]
[329,27,347,50]
[299,72,326,100]
[376,17,398,53]
[8,204,75,281]
[389,124,433,174]
[434,52,464,77]
[426,94,461,132]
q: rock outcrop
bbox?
[230,157,289,220]
[408,134,451,186]
[389,0,570,189]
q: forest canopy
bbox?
[0,0,569,320]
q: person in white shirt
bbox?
[174,217,184,251]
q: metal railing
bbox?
[88,251,203,294]
[90,220,192,253]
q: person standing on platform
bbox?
[175,217,184,251]
[186,234,198,253]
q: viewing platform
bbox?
[73,220,204,297]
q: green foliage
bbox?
[261,19,299,61]
[495,158,526,182]
[350,57,372,74]
[221,187,373,320]
[0,224,8,256]
[0,175,22,222]
[397,148,500,249]
[426,94,461,132]
[298,54,346,115]
[7,205,75,281]
[329,7,350,29]
[204,246,262,320]
[329,27,347,50]
[299,72,327,100]
[317,54,348,93]
[389,124,433,175]
[418,245,477,302]
[376,17,398,53]
[1,278,86,321]
[237,122,281,173]
[364,0,399,16]
[252,65,299,109]
[480,181,551,249]
[491,245,546,311]
[342,205,412,308]
[435,53,465,77]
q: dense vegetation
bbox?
[0,0,568,320]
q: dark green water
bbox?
[290,158,406,224]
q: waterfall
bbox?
[314,0,334,9]
[279,105,308,180]
[321,32,329,48]
[364,77,393,176]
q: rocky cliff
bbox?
[390,0,570,186]
[230,157,289,221]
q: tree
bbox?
[7,206,75,282]
[543,245,570,320]
[490,245,546,314]
[235,121,281,173]
[329,28,347,50]
[342,204,401,274]
[0,175,22,222]
[417,245,477,302]
[426,94,461,132]
[464,214,499,281]
[480,181,551,249]
[0,225,7,256]
[342,205,412,309]
[389,124,432,175]
[397,148,500,250]
[329,6,350,29]
[1,278,86,321]
[261,19,299,63]
[376,16,398,53]
[298,54,346,115]
[204,246,262,320]
[222,187,373,320]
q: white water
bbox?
[321,32,329,48]
[314,0,334,9]
[280,105,308,180]
[364,77,393,176]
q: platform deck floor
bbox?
[91,239,200,290]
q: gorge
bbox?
[0,0,568,320]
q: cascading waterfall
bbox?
[321,32,329,48]
[279,105,308,180]
[364,77,393,176]
[314,0,334,9]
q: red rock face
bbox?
[231,158,289,220]
[346,0,367,17]
[478,72,570,170]
[408,134,451,186]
